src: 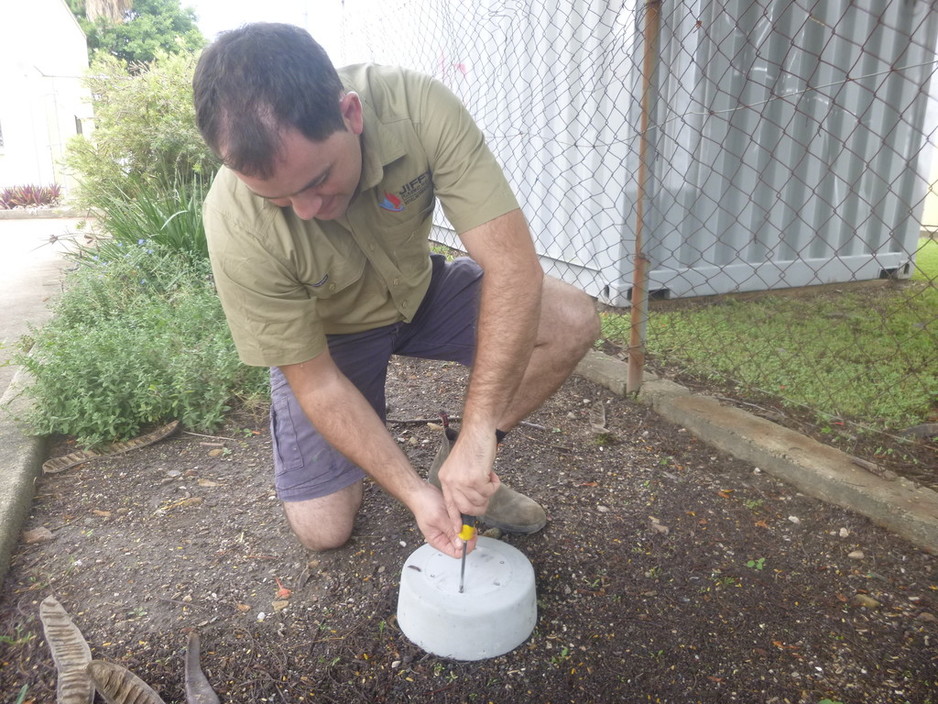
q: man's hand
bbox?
[436,426,501,525]
[410,482,474,558]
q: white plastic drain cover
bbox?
[396,536,537,661]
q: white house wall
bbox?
[0,0,91,194]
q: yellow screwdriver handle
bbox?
[458,515,476,542]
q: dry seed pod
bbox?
[184,632,220,704]
[86,660,167,704]
[39,596,93,704]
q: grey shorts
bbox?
[270,255,482,502]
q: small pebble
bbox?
[851,594,880,609]
[847,550,865,560]
[839,528,850,538]
[257,612,266,622]
[787,516,801,525]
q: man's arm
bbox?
[437,208,544,520]
[278,353,463,558]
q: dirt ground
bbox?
[1,357,936,704]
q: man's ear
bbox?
[340,92,364,135]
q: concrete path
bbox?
[0,216,87,394]
[0,213,88,582]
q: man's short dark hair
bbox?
[193,23,346,178]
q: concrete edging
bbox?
[575,349,938,555]
[0,368,48,583]
[0,207,89,220]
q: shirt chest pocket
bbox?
[294,227,367,299]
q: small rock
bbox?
[917,612,937,623]
[597,505,610,513]
[787,516,801,525]
[208,448,225,457]
[22,526,54,544]
[847,550,865,560]
[839,528,850,538]
[166,469,182,478]
[391,660,402,669]
[257,612,267,622]
[272,600,289,612]
[399,541,407,547]
[851,594,880,609]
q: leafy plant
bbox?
[0,184,61,209]
[64,51,218,209]
[16,241,267,447]
[746,557,766,570]
[90,173,209,259]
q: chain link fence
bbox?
[328,1,937,474]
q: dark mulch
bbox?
[1,357,935,704]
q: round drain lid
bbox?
[396,536,537,661]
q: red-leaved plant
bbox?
[0,184,62,209]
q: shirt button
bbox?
[392,278,400,286]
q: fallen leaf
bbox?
[92,509,112,518]
[197,478,222,487]
[754,520,769,529]
[235,603,251,612]
[23,527,54,544]
[717,490,734,499]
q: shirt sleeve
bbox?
[411,74,520,233]
[204,201,327,368]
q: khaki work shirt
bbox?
[204,64,519,367]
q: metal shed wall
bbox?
[333,1,938,305]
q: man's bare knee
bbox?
[282,481,363,552]
[542,277,600,359]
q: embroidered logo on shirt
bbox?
[378,192,405,212]
[379,172,432,213]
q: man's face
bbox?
[234,93,364,221]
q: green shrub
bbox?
[64,51,218,208]
[17,242,268,447]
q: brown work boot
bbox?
[427,426,547,535]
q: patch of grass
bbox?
[601,276,937,430]
[912,237,938,282]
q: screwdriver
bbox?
[458,515,476,593]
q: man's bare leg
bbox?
[497,275,600,431]
[282,480,364,551]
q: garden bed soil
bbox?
[1,357,936,703]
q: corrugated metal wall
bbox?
[335,1,938,305]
